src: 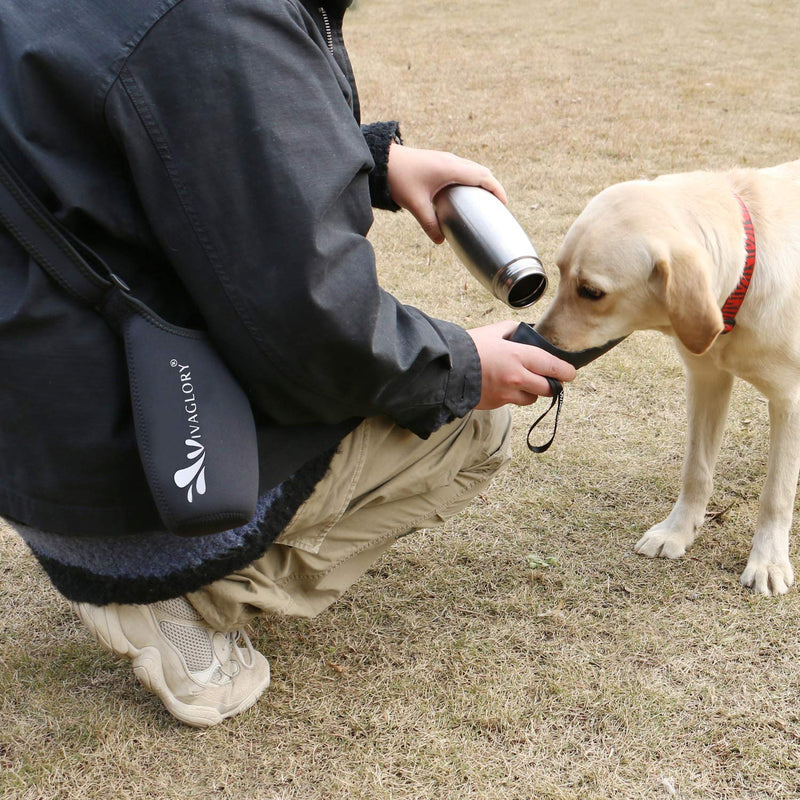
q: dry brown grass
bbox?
[3,0,800,798]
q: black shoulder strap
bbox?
[0,147,131,311]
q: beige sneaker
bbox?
[70,597,270,727]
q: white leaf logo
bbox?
[173,439,206,503]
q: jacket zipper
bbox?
[319,7,334,54]
[318,5,359,119]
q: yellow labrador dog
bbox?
[535,160,800,595]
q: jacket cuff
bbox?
[404,320,483,438]
[361,121,402,211]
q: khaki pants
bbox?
[188,407,512,630]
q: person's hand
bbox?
[467,321,577,409]
[387,144,507,243]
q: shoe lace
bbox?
[232,629,257,668]
[216,629,257,679]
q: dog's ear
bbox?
[652,246,723,354]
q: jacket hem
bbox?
[20,445,339,605]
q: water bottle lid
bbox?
[494,257,548,308]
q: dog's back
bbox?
[760,159,800,186]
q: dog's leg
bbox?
[739,395,799,595]
[635,362,733,559]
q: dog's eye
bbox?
[578,285,606,301]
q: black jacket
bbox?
[0,0,482,537]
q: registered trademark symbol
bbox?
[170,359,178,368]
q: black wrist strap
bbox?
[525,377,564,453]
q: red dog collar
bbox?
[720,194,756,333]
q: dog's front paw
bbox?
[634,526,692,559]
[740,558,795,596]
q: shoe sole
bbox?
[132,647,269,727]
[72,602,270,728]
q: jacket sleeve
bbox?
[103,0,481,437]
[361,121,402,211]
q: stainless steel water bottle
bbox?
[433,184,547,308]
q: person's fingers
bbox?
[505,390,540,406]
[446,158,507,204]
[515,343,577,384]
[502,365,561,399]
[467,320,576,409]
[474,170,507,204]
[412,201,444,243]
[489,319,520,338]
